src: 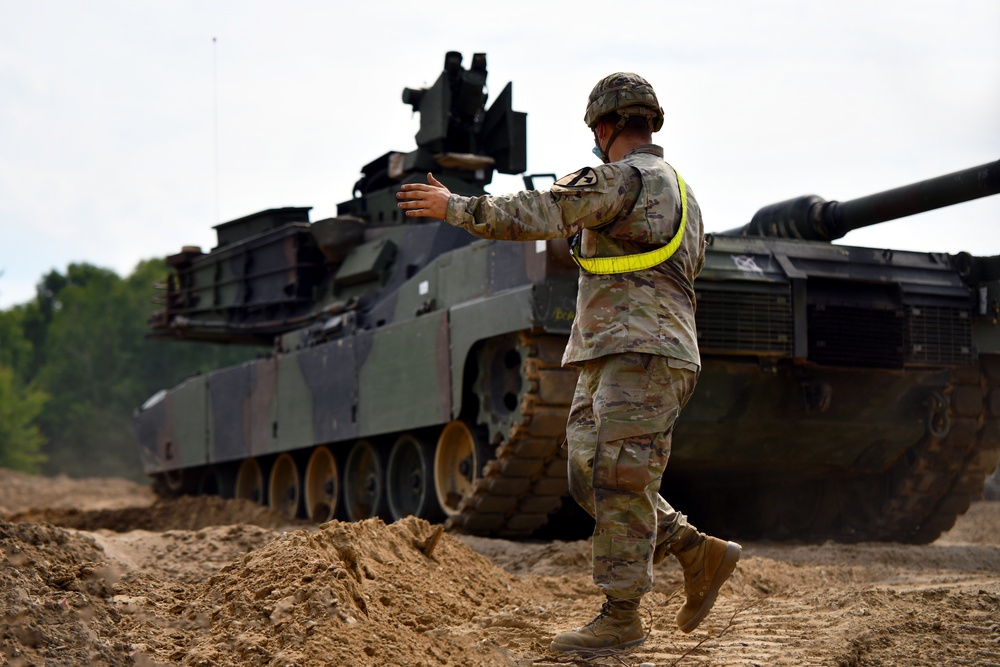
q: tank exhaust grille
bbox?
[906,305,973,365]
[696,288,793,354]
[808,304,904,368]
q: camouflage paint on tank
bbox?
[206,362,253,462]
[354,309,452,435]
[278,342,355,450]
[136,220,580,476]
[135,373,208,474]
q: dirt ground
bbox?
[1,468,998,667]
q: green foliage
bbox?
[0,306,34,378]
[19,269,73,379]
[1,260,258,481]
[0,364,48,472]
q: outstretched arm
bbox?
[396,173,451,219]
[396,164,632,242]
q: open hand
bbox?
[396,173,452,219]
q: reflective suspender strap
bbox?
[574,171,688,274]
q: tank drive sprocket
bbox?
[450,331,579,537]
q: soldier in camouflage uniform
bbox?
[397,73,741,653]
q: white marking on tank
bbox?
[419,280,429,295]
[733,255,764,275]
[535,240,546,253]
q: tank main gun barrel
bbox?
[722,159,1000,241]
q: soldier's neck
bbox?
[608,134,653,162]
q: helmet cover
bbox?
[584,72,664,132]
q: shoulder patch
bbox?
[554,167,599,188]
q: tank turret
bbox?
[722,159,1000,240]
[147,52,528,345]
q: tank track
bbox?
[448,332,578,537]
[835,355,1000,543]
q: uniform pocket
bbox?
[597,404,677,444]
[592,440,623,490]
[592,429,674,493]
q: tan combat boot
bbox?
[549,597,645,653]
[661,527,742,633]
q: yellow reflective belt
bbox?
[574,171,687,274]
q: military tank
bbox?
[135,51,1000,544]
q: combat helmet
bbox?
[584,72,664,132]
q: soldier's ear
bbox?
[593,120,610,142]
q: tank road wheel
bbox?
[387,433,443,521]
[235,458,264,505]
[268,453,301,519]
[197,466,235,499]
[474,333,531,446]
[155,468,187,498]
[435,421,480,517]
[305,446,339,523]
[343,440,385,521]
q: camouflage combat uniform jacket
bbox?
[446,144,706,368]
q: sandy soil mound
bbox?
[0,521,130,666]
[168,517,533,666]
[1,467,999,666]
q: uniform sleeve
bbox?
[445,164,637,241]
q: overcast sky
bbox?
[2,0,998,309]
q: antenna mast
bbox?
[213,36,220,224]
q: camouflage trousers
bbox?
[566,352,698,601]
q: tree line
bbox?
[0,261,257,481]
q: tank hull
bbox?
[136,229,1000,543]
